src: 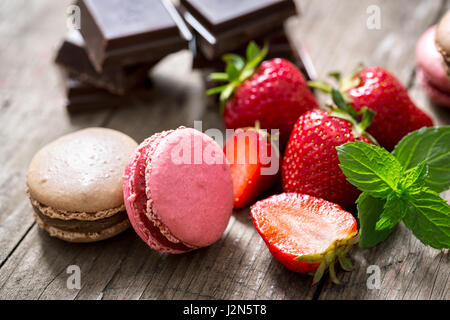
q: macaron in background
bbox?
[416,25,450,108]
[123,127,234,254]
[435,10,450,74]
[26,128,138,242]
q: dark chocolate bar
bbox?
[78,0,192,72]
[193,27,316,81]
[65,78,152,113]
[180,0,297,59]
[55,30,154,95]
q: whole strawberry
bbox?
[224,124,281,209]
[311,66,434,150]
[282,90,373,209]
[251,193,358,284]
[208,42,318,145]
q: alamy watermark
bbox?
[66,265,81,290]
[366,265,381,290]
[66,5,80,30]
[366,5,381,30]
[170,121,280,176]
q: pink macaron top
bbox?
[146,128,233,248]
[416,25,450,92]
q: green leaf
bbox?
[328,71,341,82]
[219,83,236,104]
[246,41,261,62]
[206,84,228,96]
[331,88,359,121]
[222,54,245,71]
[392,126,450,193]
[226,63,240,82]
[359,107,376,131]
[209,72,229,82]
[403,188,450,249]
[357,192,395,248]
[375,193,408,231]
[307,80,332,93]
[337,141,403,198]
[400,161,428,191]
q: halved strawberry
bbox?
[224,124,281,209]
[251,193,358,284]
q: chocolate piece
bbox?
[65,78,151,113]
[78,0,192,72]
[55,30,154,95]
[193,27,316,80]
[180,0,297,59]
[65,78,125,113]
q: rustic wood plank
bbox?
[0,0,112,268]
[0,0,449,300]
[316,0,450,299]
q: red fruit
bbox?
[251,193,358,284]
[208,42,318,146]
[224,58,318,144]
[282,109,371,209]
[224,127,281,209]
[346,67,433,150]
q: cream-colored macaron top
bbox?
[27,128,137,213]
[436,10,450,60]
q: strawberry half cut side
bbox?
[251,193,358,285]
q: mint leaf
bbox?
[357,192,395,248]
[375,194,408,231]
[393,126,450,193]
[400,161,428,191]
[337,141,403,198]
[403,188,450,249]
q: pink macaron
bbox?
[416,25,450,107]
[123,127,234,253]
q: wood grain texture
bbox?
[0,0,449,300]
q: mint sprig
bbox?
[337,126,450,249]
[207,41,268,112]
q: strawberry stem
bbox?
[207,41,269,112]
[295,232,359,285]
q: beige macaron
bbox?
[26,127,137,242]
[436,10,450,74]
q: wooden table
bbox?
[0,0,449,300]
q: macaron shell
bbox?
[416,26,450,92]
[122,130,192,253]
[436,10,450,63]
[147,128,233,248]
[27,128,138,213]
[417,68,450,108]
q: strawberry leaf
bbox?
[207,42,268,107]
[222,53,245,71]
[246,41,261,62]
[337,141,403,197]
[357,192,395,248]
[308,80,332,93]
[392,126,450,193]
[331,88,359,121]
[209,72,229,82]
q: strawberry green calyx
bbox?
[308,79,378,145]
[295,232,360,285]
[207,41,268,112]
